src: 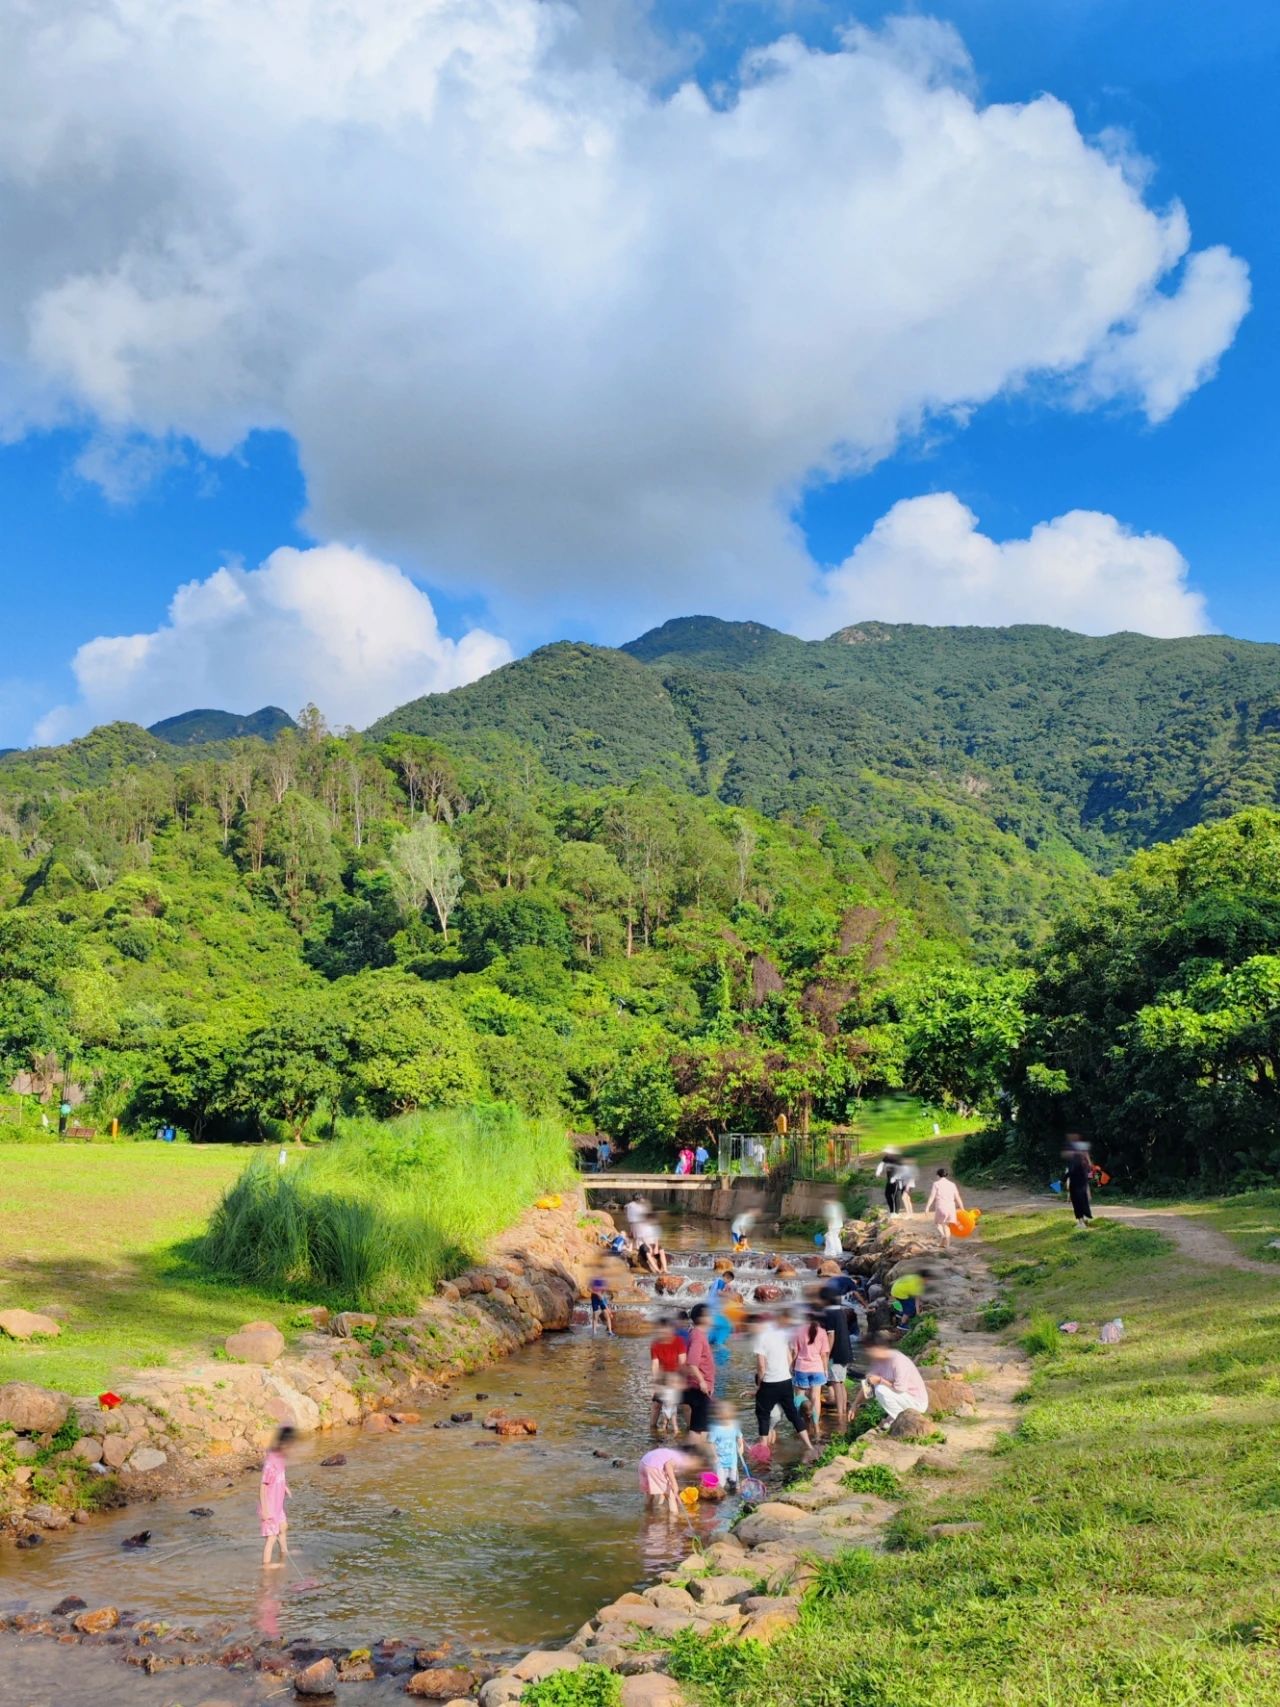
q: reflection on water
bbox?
[0,1218,815,1673]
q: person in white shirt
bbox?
[750,1312,816,1458]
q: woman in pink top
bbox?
[858,1341,930,1430]
[790,1314,832,1433]
[259,1425,294,1568]
[925,1167,965,1242]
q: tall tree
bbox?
[388,819,464,941]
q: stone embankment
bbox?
[465,1217,1027,1707]
[0,1193,609,1534]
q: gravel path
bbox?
[960,1184,1278,1276]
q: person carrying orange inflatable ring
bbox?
[925,1166,965,1244]
[948,1207,981,1238]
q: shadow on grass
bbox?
[0,1244,305,1390]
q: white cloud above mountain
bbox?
[805,495,1209,639]
[35,545,511,743]
[0,3,1249,637]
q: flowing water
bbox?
[0,1220,824,1702]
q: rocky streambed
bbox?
[0,1214,1023,1704]
[1,1193,608,1536]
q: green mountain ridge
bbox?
[148,706,296,745]
[368,616,1280,950]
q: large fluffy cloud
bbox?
[0,4,1249,632]
[36,545,511,742]
[805,494,1209,638]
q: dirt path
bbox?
[960,1184,1278,1276]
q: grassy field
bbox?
[0,1143,288,1393]
[673,1199,1280,1706]
[853,1093,985,1174]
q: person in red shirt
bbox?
[649,1317,687,1432]
[682,1304,716,1439]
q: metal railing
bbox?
[717,1129,860,1181]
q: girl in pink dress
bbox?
[259,1426,295,1567]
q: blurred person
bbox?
[749,1310,817,1459]
[925,1167,965,1244]
[682,1303,716,1439]
[856,1338,929,1430]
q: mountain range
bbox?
[362,617,1280,949]
[6,618,1280,954]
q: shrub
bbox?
[1021,1313,1062,1358]
[198,1103,572,1309]
[522,1666,621,1707]
[848,1399,887,1439]
[665,1628,769,1702]
[980,1297,1017,1330]
[810,1548,877,1600]
[899,1315,939,1358]
[841,1463,902,1498]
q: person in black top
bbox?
[1063,1138,1094,1228]
[819,1281,855,1433]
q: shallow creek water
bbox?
[1,1221,820,1702]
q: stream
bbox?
[0,1220,822,1703]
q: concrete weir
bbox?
[582,1171,782,1220]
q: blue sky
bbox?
[0,0,1275,746]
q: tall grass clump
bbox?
[198,1103,572,1309]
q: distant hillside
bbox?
[367,616,1280,948]
[379,617,1280,855]
[148,706,295,745]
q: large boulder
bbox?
[407,1669,480,1697]
[331,1311,377,1337]
[0,1308,62,1341]
[126,1447,168,1474]
[224,1321,285,1364]
[101,1433,131,1469]
[888,1408,933,1440]
[0,1382,69,1434]
[925,1378,975,1417]
[610,1309,654,1338]
[294,1656,338,1696]
[73,1607,120,1635]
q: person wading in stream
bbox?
[649,1317,687,1431]
[820,1282,854,1433]
[682,1303,716,1440]
[749,1310,817,1461]
[259,1426,295,1568]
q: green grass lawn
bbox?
[0,1143,290,1394]
[853,1093,984,1173]
[672,1203,1280,1706]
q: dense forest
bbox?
[3,616,1279,1187]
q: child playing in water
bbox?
[706,1400,748,1495]
[638,1445,705,1515]
[589,1274,615,1336]
[656,1374,683,1435]
[259,1425,294,1568]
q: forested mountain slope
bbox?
[378,617,1280,864]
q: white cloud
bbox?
[35,544,511,742]
[805,494,1209,638]
[0,4,1250,634]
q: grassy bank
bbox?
[0,1143,284,1392]
[199,1104,574,1310]
[672,1202,1280,1706]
